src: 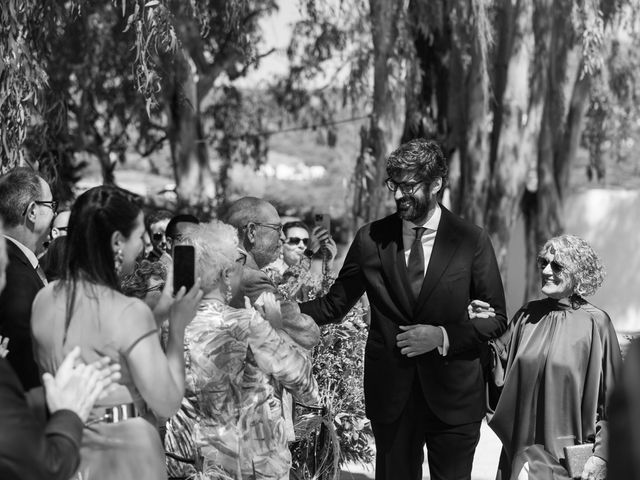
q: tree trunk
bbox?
[357,0,406,225]
[166,49,216,217]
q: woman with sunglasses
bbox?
[486,234,621,480]
[163,220,318,479]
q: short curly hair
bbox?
[180,220,239,294]
[385,139,448,186]
[121,260,167,299]
[538,234,605,297]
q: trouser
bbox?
[371,379,481,480]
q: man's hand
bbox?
[254,292,284,330]
[581,455,606,480]
[43,347,121,423]
[467,299,495,320]
[396,324,443,357]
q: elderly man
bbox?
[0,167,56,390]
[300,139,507,480]
[225,197,320,350]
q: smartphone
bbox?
[314,213,330,232]
[173,244,195,292]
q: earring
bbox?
[114,248,124,276]
[224,282,232,302]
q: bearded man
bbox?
[300,139,507,480]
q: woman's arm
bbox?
[120,283,202,417]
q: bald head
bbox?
[225,197,279,231]
[224,197,282,268]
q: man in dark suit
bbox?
[300,139,507,480]
[0,167,56,390]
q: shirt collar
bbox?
[402,203,442,233]
[3,235,39,269]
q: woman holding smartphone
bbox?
[31,185,203,480]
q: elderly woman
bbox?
[488,234,621,480]
[165,220,319,480]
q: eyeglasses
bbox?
[247,222,284,234]
[537,257,564,275]
[287,237,309,246]
[141,283,165,294]
[236,252,247,266]
[22,200,58,216]
[384,178,423,195]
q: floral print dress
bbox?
[165,300,319,480]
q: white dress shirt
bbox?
[401,205,449,355]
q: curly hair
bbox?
[539,234,605,297]
[121,260,167,299]
[180,220,239,294]
[385,139,448,186]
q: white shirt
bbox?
[3,235,47,285]
[401,205,449,355]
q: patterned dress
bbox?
[165,300,319,480]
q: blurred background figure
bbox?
[165,214,200,254]
[145,209,172,262]
[489,234,620,480]
[120,259,167,311]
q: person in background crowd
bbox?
[224,197,320,350]
[489,234,621,480]
[300,139,507,480]
[39,209,72,281]
[121,259,167,312]
[0,167,56,390]
[165,214,200,254]
[49,209,70,242]
[0,222,122,480]
[30,185,203,480]
[145,209,172,262]
[164,221,319,479]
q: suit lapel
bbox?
[6,240,44,288]
[377,215,414,319]
[414,207,461,313]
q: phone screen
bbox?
[314,213,330,232]
[173,245,195,292]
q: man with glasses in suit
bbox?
[300,139,507,480]
[0,167,57,390]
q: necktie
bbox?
[35,263,48,285]
[407,227,426,298]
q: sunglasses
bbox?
[152,232,166,242]
[286,237,309,246]
[537,257,564,274]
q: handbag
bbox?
[563,443,594,478]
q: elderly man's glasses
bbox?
[247,222,284,234]
[537,257,564,275]
[384,179,423,195]
[22,200,58,216]
[287,237,309,246]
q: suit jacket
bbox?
[300,206,507,425]
[0,240,45,390]
[230,253,321,350]
[0,358,83,480]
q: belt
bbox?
[86,403,140,426]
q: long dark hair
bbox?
[59,185,142,339]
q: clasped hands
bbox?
[396,299,496,357]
